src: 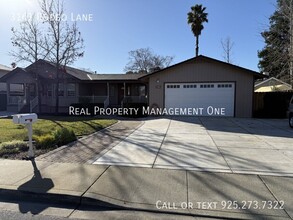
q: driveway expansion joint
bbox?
[257,175,293,220]
[151,118,172,168]
[198,117,233,173]
[67,165,111,218]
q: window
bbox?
[139,85,146,96]
[0,83,6,93]
[110,85,115,96]
[67,83,76,97]
[167,84,180,89]
[29,84,36,96]
[184,84,197,88]
[58,83,64,96]
[218,84,232,88]
[200,84,215,88]
[127,86,131,96]
[47,84,53,97]
[10,84,24,96]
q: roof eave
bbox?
[139,55,265,79]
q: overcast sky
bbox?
[0,0,276,73]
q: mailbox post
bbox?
[13,113,38,158]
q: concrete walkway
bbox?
[0,159,292,220]
[93,117,293,176]
[37,120,142,163]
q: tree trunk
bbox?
[289,0,293,86]
[196,35,199,57]
[55,67,59,115]
[33,65,41,114]
[36,74,40,113]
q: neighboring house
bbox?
[254,77,292,92]
[0,64,13,111]
[0,56,264,117]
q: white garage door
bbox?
[165,82,235,117]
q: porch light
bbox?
[156,79,160,83]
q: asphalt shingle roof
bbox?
[0,64,13,79]
[88,73,147,80]
[0,64,13,71]
[42,60,146,81]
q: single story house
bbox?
[255,77,292,92]
[0,64,13,111]
[0,59,147,113]
[0,55,264,117]
[141,56,264,117]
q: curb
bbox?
[0,188,81,207]
[0,187,156,211]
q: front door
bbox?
[117,83,124,105]
[0,94,7,111]
[109,83,124,106]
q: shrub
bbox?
[53,127,77,147]
[34,134,56,149]
[0,141,28,156]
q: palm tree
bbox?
[187,4,208,57]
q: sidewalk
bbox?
[0,159,292,219]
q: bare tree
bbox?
[124,48,173,73]
[10,14,49,113]
[40,0,84,114]
[221,37,234,64]
[10,14,48,63]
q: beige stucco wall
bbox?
[148,59,254,117]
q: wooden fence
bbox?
[253,92,293,118]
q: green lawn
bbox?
[0,116,117,144]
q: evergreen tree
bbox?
[258,0,292,84]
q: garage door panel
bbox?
[165,83,235,117]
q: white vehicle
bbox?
[289,95,293,128]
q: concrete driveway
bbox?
[93,117,293,176]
